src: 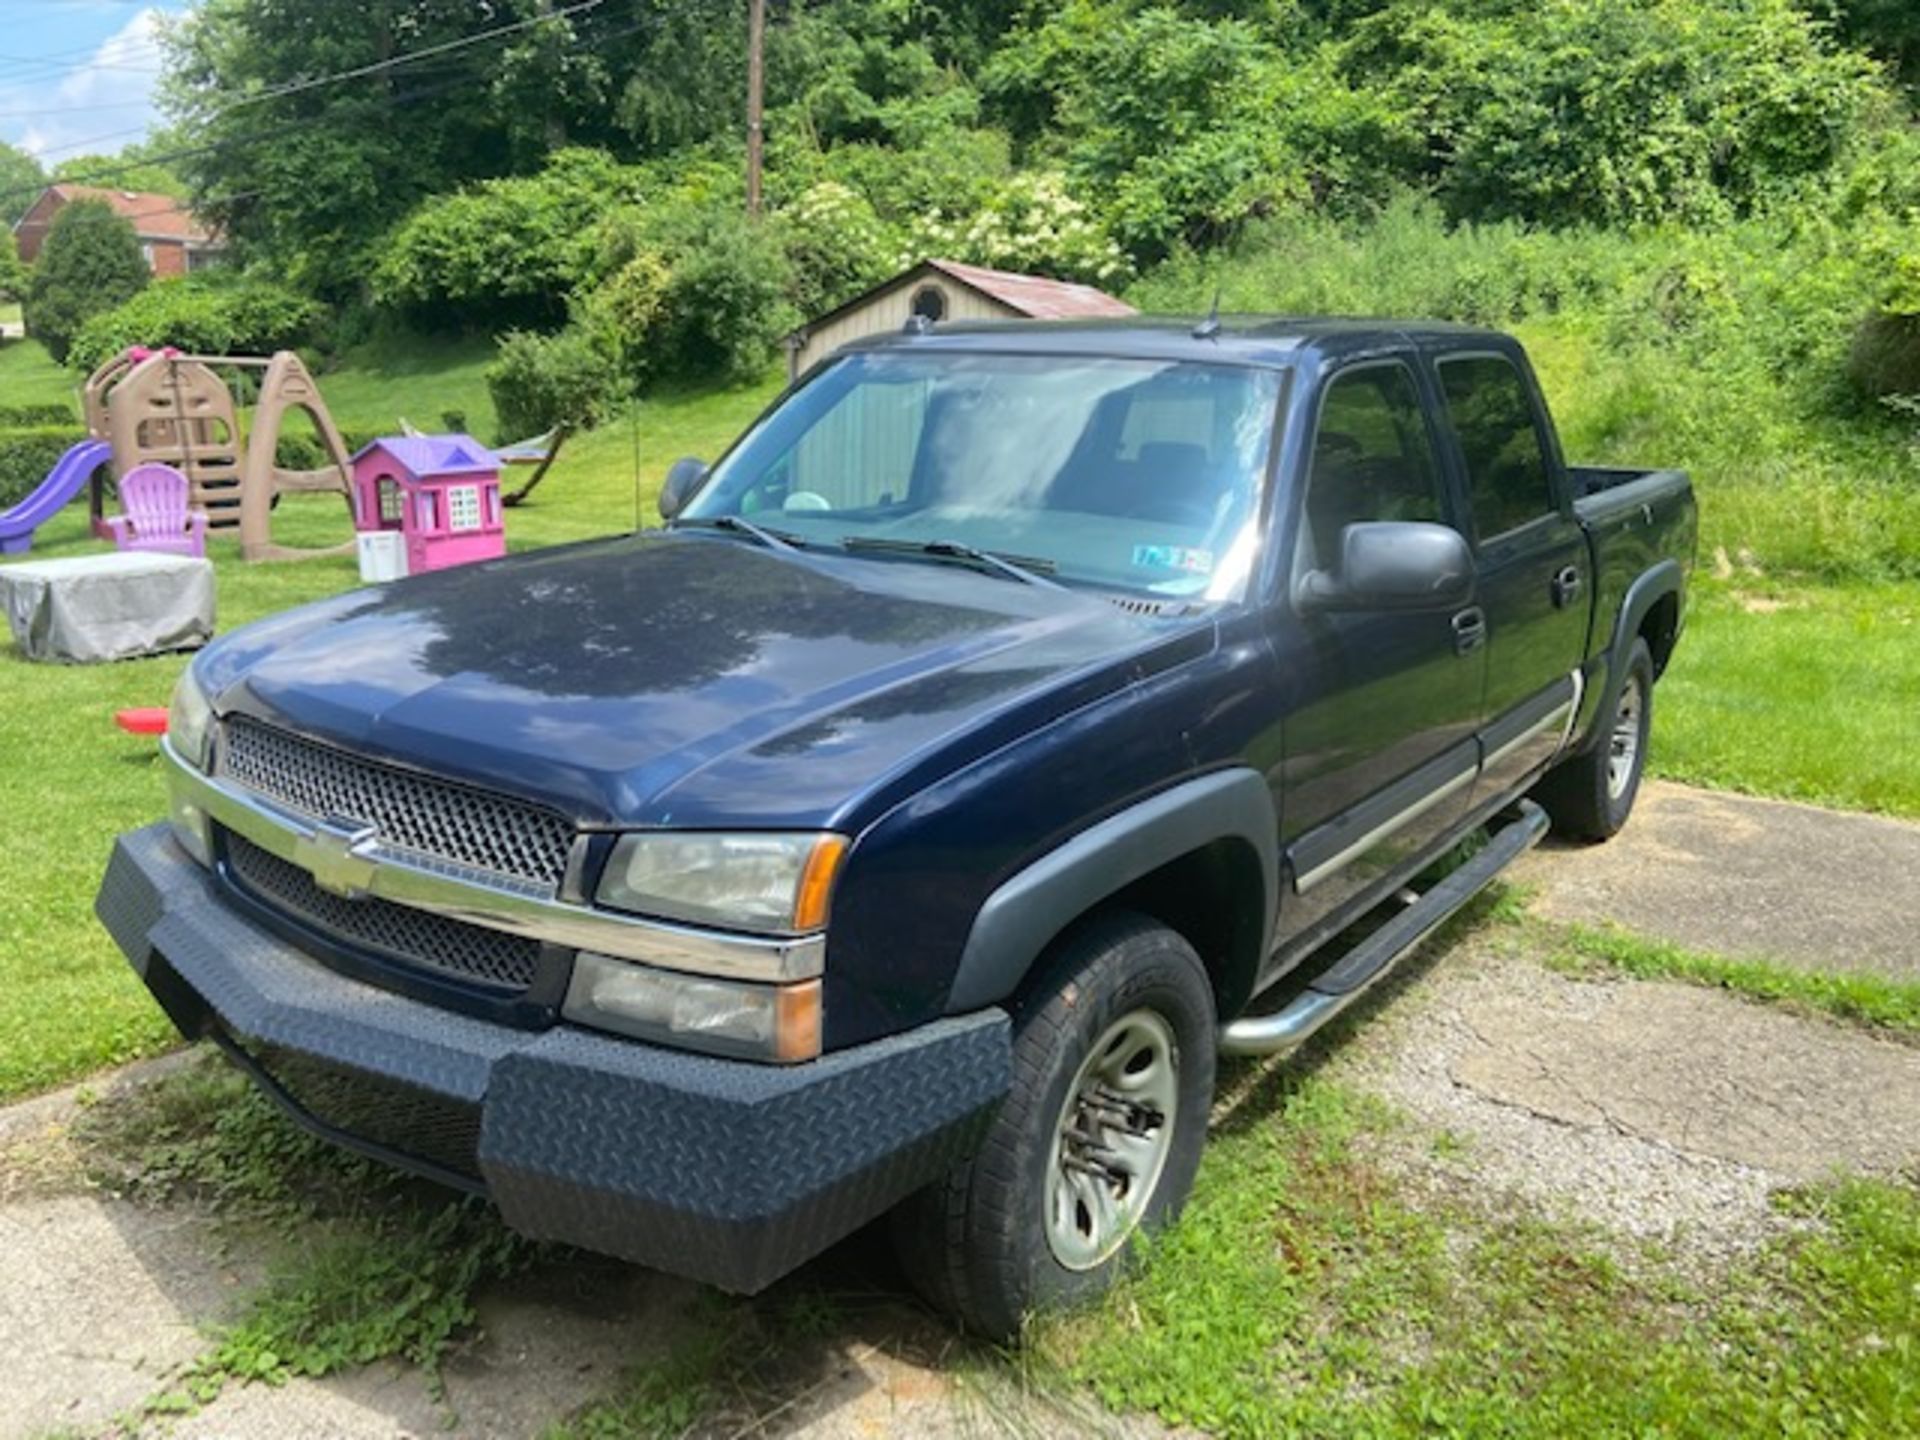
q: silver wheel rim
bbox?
[1046,1009,1179,1272]
[1607,674,1644,800]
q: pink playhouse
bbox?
[350,435,505,576]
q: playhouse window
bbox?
[377,477,404,526]
[447,485,483,532]
[416,492,437,531]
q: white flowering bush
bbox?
[902,173,1130,286]
[775,181,905,313]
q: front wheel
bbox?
[1536,637,1655,841]
[891,912,1216,1340]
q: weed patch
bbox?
[75,1054,535,1414]
[1548,922,1920,1038]
[1042,1064,1920,1437]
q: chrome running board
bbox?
[1219,800,1550,1056]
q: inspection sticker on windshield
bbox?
[1132,544,1214,575]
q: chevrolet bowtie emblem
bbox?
[293,819,380,898]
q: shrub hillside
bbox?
[114,0,1920,579]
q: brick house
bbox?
[13,185,225,277]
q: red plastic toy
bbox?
[115,707,170,736]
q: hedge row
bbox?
[0,426,90,512]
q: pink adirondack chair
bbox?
[106,463,208,558]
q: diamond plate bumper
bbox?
[97,823,1012,1293]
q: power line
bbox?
[29,0,605,161]
[0,0,650,207]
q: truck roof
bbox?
[837,316,1516,369]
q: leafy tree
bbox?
[0,229,26,303]
[1813,0,1920,89]
[158,0,631,297]
[0,140,43,227]
[51,137,189,198]
[23,200,149,365]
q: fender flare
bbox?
[1577,559,1683,754]
[945,768,1278,1013]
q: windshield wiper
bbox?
[840,536,1065,590]
[677,514,805,552]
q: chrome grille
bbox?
[226,832,544,991]
[222,716,575,891]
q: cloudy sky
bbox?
[0,1,192,162]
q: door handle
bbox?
[1551,565,1583,608]
[1451,606,1487,655]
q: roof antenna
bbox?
[1192,287,1223,341]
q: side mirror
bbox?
[1300,521,1474,613]
[658,457,709,521]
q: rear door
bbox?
[1432,349,1588,797]
[1271,358,1486,945]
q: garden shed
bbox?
[784,258,1135,380]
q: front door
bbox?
[1271,359,1486,951]
[1434,352,1589,796]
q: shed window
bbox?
[910,285,948,322]
[447,484,482,532]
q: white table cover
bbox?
[0,551,215,663]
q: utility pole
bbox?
[746,0,765,219]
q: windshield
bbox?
[682,352,1286,600]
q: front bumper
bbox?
[96,823,1011,1294]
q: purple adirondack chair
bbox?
[106,463,208,558]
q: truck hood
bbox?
[201,532,1212,829]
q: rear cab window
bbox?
[1435,354,1558,542]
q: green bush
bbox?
[23,199,149,365]
[66,276,326,375]
[0,403,79,427]
[1354,0,1884,228]
[571,250,673,388]
[372,149,644,330]
[644,205,799,384]
[485,327,621,442]
[0,426,91,510]
[772,182,901,316]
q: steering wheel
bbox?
[783,491,832,512]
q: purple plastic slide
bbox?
[0,440,112,556]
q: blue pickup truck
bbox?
[99,318,1695,1339]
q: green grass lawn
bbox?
[0,337,82,412]
[1652,578,1920,817]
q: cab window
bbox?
[1300,363,1449,572]
[1437,355,1555,540]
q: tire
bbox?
[1536,637,1654,842]
[891,911,1217,1341]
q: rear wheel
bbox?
[1536,637,1654,841]
[891,912,1216,1340]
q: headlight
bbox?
[167,665,215,774]
[596,832,848,934]
[165,666,216,867]
[564,953,822,1062]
